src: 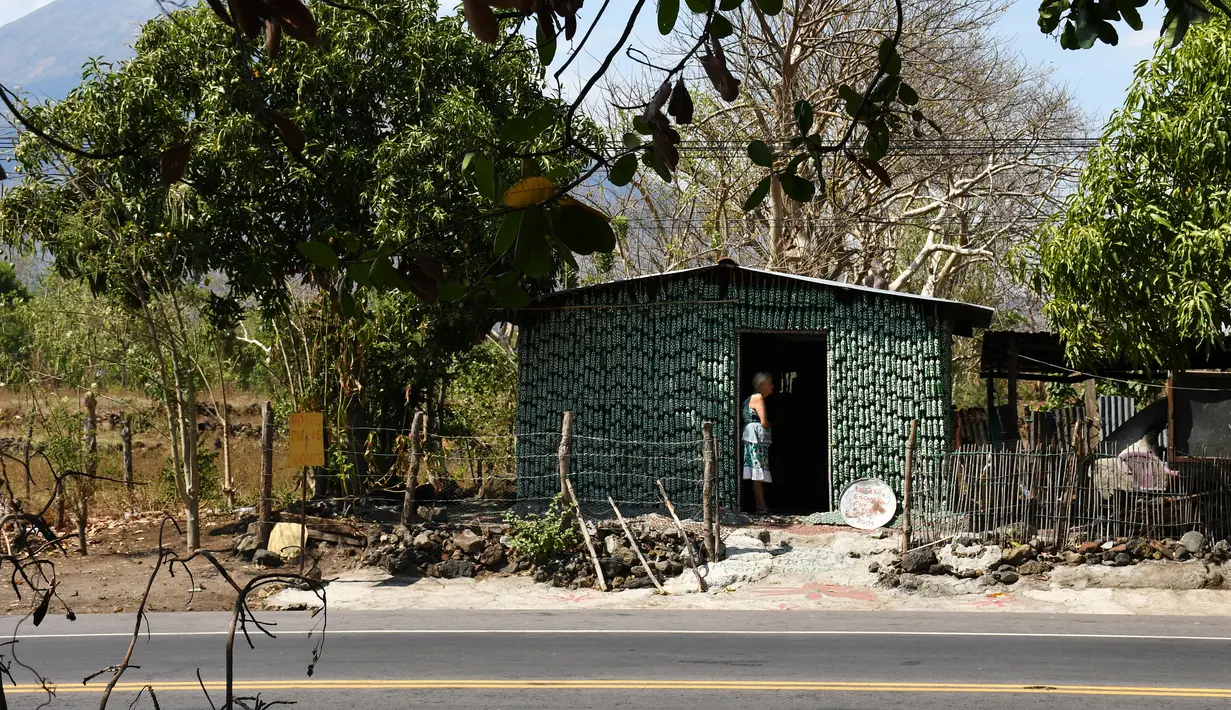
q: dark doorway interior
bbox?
[737,332,830,514]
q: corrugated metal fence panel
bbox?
[1100,396,1137,441]
[1029,398,1137,451]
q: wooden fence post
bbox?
[1084,379,1101,452]
[401,411,425,527]
[259,401,274,549]
[558,411,575,503]
[79,391,97,555]
[565,478,607,591]
[701,421,716,561]
[609,496,665,594]
[23,413,33,501]
[121,416,133,494]
[900,418,919,555]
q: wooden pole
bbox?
[655,479,708,592]
[900,418,919,555]
[1006,338,1020,441]
[401,411,425,527]
[121,416,133,493]
[558,411,575,502]
[701,421,716,561]
[23,413,33,501]
[565,479,607,591]
[259,401,274,549]
[985,376,997,442]
[1084,379,1101,452]
[79,391,97,556]
[299,464,308,574]
[608,496,665,594]
[1167,372,1176,463]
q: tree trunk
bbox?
[183,373,200,551]
[221,404,233,508]
[79,391,98,556]
[121,417,133,492]
[259,401,274,548]
[23,413,32,502]
[342,392,366,494]
[216,342,234,509]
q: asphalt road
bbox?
[5,610,1231,708]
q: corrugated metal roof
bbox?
[525,263,995,334]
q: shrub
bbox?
[504,494,579,564]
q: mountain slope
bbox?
[0,0,159,100]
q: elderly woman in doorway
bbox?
[743,372,774,514]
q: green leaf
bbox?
[642,150,673,182]
[346,262,373,288]
[492,278,532,309]
[536,22,556,65]
[338,290,356,319]
[555,203,617,255]
[794,99,814,135]
[783,153,808,176]
[754,0,782,15]
[743,175,772,211]
[747,139,775,167]
[685,0,711,12]
[864,125,890,160]
[898,82,919,106]
[839,84,863,116]
[711,13,734,38]
[1116,0,1143,30]
[438,282,469,302]
[608,154,639,187]
[623,132,643,149]
[494,209,524,257]
[659,0,679,34]
[370,256,410,290]
[719,0,743,9]
[515,208,553,277]
[298,242,338,270]
[503,106,557,144]
[472,155,498,201]
[1060,19,1079,48]
[632,116,654,136]
[1093,18,1118,45]
[1037,0,1070,33]
[462,152,476,173]
[779,174,815,203]
[877,38,901,76]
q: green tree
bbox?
[1030,16,1231,368]
[0,0,599,544]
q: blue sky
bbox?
[0,0,1169,124]
[546,1,1168,126]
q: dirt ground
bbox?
[0,510,361,616]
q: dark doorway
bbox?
[737,332,830,514]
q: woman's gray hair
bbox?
[752,372,773,390]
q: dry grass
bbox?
[0,387,303,514]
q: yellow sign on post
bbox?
[288,412,325,468]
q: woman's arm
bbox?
[750,393,770,428]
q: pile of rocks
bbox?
[359,524,509,579]
[531,526,703,591]
[259,519,706,591]
[881,529,1230,589]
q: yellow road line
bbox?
[9,680,1231,698]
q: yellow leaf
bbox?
[503,176,555,208]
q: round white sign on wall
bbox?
[839,478,897,530]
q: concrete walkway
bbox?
[267,527,1231,615]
